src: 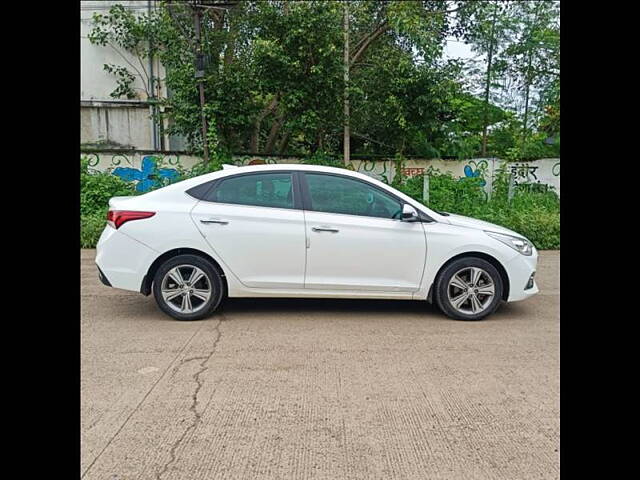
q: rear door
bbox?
[190,171,306,289]
[301,172,427,292]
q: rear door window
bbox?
[205,173,294,209]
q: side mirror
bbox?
[401,204,419,222]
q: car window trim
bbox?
[187,169,434,222]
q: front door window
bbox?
[304,173,403,219]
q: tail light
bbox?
[107,210,155,229]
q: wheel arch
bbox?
[140,247,228,296]
[427,251,510,302]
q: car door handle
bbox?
[312,226,339,233]
[200,218,229,225]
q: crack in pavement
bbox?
[156,315,226,480]
[81,323,206,480]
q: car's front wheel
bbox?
[152,254,224,321]
[434,257,504,321]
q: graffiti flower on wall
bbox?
[112,156,179,192]
[463,161,487,187]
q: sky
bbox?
[444,39,476,61]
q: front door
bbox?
[301,172,427,292]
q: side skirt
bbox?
[228,288,416,300]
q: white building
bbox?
[80,1,183,151]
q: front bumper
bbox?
[505,248,539,302]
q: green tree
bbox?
[501,0,559,154]
[458,0,518,156]
[88,1,558,162]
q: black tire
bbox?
[152,254,225,321]
[434,257,504,321]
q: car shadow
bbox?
[135,294,530,323]
[220,297,437,316]
[217,297,535,322]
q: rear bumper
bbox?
[505,248,539,302]
[97,266,112,287]
[95,225,158,292]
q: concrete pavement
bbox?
[81,250,559,480]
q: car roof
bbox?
[182,163,380,185]
[212,163,394,186]
[218,163,355,174]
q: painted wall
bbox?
[345,157,561,196]
[83,151,560,196]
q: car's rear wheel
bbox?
[434,257,503,321]
[152,254,224,321]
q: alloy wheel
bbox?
[160,265,212,314]
[447,266,495,315]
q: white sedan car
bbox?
[96,164,538,321]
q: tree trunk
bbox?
[211,11,225,71]
[343,2,350,164]
[193,6,209,162]
[264,113,286,154]
[224,30,236,66]
[350,22,390,67]
[250,96,278,153]
[279,130,291,155]
[521,49,533,153]
[223,6,240,68]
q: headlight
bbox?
[485,231,533,256]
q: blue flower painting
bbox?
[463,164,486,187]
[112,156,180,192]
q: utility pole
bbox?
[193,1,209,163]
[167,1,237,162]
[148,0,159,151]
[481,1,498,157]
[343,1,350,165]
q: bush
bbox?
[301,151,345,169]
[81,214,108,248]
[81,156,139,248]
[396,169,560,250]
[80,156,137,217]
